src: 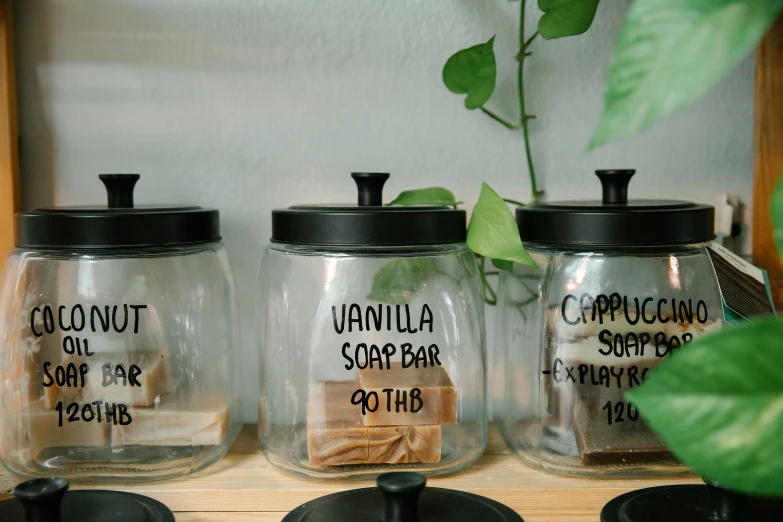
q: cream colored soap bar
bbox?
[368,425,441,464]
[112,395,230,446]
[27,407,110,451]
[78,351,171,407]
[307,381,443,466]
[356,366,457,427]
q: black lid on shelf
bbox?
[0,477,175,521]
[516,170,715,248]
[16,174,221,249]
[601,484,783,522]
[283,472,523,522]
[271,173,467,246]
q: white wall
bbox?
[15,1,754,422]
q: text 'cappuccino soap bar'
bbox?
[0,174,240,482]
[260,173,487,478]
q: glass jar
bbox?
[259,173,487,479]
[0,175,241,482]
[497,170,724,477]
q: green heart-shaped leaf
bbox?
[627,318,783,496]
[466,183,537,271]
[491,259,514,272]
[772,173,783,261]
[443,37,497,110]
[389,187,462,208]
[367,258,436,305]
[538,0,600,40]
[591,0,783,149]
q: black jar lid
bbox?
[283,472,523,522]
[601,483,783,522]
[516,170,715,248]
[271,173,467,246]
[0,477,175,521]
[16,174,220,249]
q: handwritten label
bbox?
[35,303,149,428]
[544,293,715,426]
[332,303,438,417]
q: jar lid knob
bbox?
[13,477,69,522]
[377,472,426,522]
[99,174,140,209]
[596,169,635,205]
[351,172,390,207]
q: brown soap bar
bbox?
[78,351,171,407]
[306,381,443,466]
[356,366,457,427]
[368,425,441,464]
[307,381,369,466]
[556,336,677,466]
[112,395,230,446]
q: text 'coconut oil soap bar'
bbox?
[0,175,241,482]
[258,173,487,479]
[497,170,724,477]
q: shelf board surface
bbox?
[0,424,699,521]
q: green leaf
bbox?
[626,318,783,497]
[772,173,783,261]
[367,258,436,305]
[467,183,537,271]
[389,187,462,208]
[491,259,514,272]
[443,37,497,110]
[538,0,600,40]
[590,0,783,149]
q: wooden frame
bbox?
[0,0,18,257]
[753,16,783,310]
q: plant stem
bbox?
[479,256,498,305]
[503,198,526,207]
[519,0,539,202]
[523,31,539,53]
[481,108,522,130]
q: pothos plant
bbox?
[381,0,602,305]
[376,0,783,498]
[386,0,783,304]
[623,179,783,497]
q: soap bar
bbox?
[307,422,369,466]
[306,381,443,466]
[112,395,230,446]
[554,336,682,465]
[356,366,457,426]
[307,381,368,466]
[78,351,171,407]
[3,400,110,457]
[43,380,81,410]
[367,425,441,464]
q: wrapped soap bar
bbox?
[112,395,230,446]
[307,381,442,466]
[368,425,441,464]
[356,366,457,426]
[307,381,368,466]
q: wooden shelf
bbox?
[0,424,700,521]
